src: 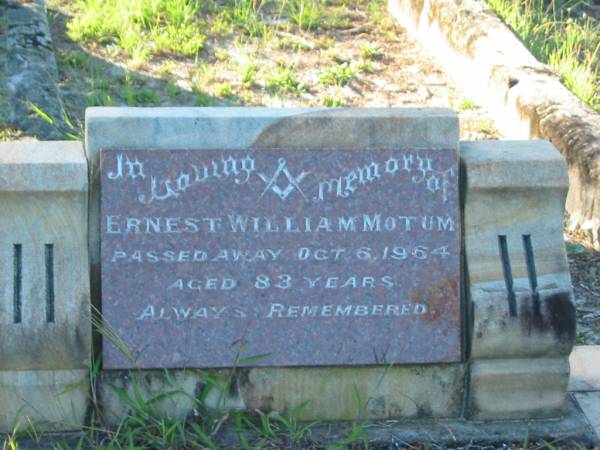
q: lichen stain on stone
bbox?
[518,290,575,348]
[367,395,386,418]
[388,402,403,417]
[415,402,433,419]
[74,325,87,366]
[467,396,481,419]
[2,325,79,370]
[259,395,274,411]
[221,368,253,409]
[545,291,576,343]
[409,276,461,327]
[234,369,252,396]
[250,109,400,149]
[193,378,208,400]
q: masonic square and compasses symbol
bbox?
[258,158,309,200]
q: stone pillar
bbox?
[0,141,91,431]
[462,140,575,419]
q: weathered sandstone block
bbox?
[0,141,90,431]
[462,140,575,419]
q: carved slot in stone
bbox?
[522,234,541,316]
[498,235,517,317]
[45,244,55,323]
[13,244,22,324]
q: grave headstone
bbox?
[100,147,461,369]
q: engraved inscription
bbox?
[100,148,461,369]
[106,151,454,205]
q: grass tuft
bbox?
[265,65,304,95]
[360,42,383,60]
[286,0,322,31]
[0,128,23,142]
[459,98,476,110]
[319,61,361,86]
[215,81,235,98]
[322,88,344,106]
[220,0,270,38]
[67,0,206,61]
[239,62,259,85]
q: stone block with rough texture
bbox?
[0,141,90,431]
[469,358,570,420]
[569,345,600,392]
[572,391,600,443]
[462,140,575,419]
[2,0,65,139]
[99,365,466,424]
[0,369,89,431]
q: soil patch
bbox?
[45,0,500,141]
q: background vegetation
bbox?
[488,0,599,112]
[40,0,499,141]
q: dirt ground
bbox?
[570,252,600,345]
[45,0,501,141]
[566,228,600,345]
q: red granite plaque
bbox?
[100,148,461,369]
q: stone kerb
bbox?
[388,0,600,247]
[2,0,66,139]
[0,141,90,431]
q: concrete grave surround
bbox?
[570,346,600,442]
[0,141,90,431]
[84,107,575,424]
[569,345,600,392]
[0,108,579,435]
